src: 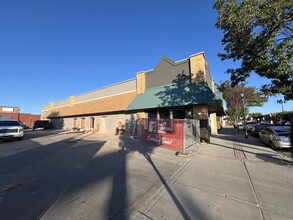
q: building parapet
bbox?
[54,98,70,108]
[42,78,136,111]
[75,79,136,104]
[42,104,50,111]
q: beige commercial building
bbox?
[42,52,225,141]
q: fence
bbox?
[138,118,200,152]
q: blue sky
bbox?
[0,0,292,115]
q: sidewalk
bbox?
[132,126,293,220]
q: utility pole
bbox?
[241,93,248,138]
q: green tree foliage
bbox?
[250,112,263,120]
[271,111,292,123]
[214,0,293,100]
[217,80,267,124]
[276,99,284,111]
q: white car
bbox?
[0,120,24,140]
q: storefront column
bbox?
[210,113,218,135]
[193,105,210,142]
[137,111,146,136]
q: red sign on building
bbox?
[141,119,184,151]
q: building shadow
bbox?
[46,111,65,129]
[0,123,205,220]
[0,132,105,220]
[113,134,198,220]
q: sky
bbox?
[0,0,292,115]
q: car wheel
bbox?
[260,138,264,143]
[17,137,23,141]
[270,142,276,150]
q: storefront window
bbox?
[173,108,185,119]
[148,109,186,119]
[147,110,157,119]
[159,109,170,119]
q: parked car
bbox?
[251,124,271,137]
[259,126,291,150]
[0,120,24,140]
[236,121,243,126]
[243,122,258,133]
[21,123,30,129]
[33,120,51,130]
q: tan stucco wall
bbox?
[49,102,54,110]
[210,113,218,135]
[193,105,209,120]
[70,96,75,106]
[190,53,206,84]
[136,111,146,136]
[136,72,145,94]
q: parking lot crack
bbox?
[0,181,28,193]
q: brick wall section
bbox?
[19,114,41,127]
[0,112,40,127]
[0,106,19,113]
[44,91,137,118]
[0,113,18,120]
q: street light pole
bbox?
[240,93,248,138]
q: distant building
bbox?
[0,106,40,128]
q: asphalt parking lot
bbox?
[0,129,188,220]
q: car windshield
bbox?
[256,124,270,129]
[273,128,290,133]
[278,133,289,137]
[0,121,20,126]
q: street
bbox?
[0,127,292,220]
[0,130,187,220]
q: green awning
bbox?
[127,82,225,115]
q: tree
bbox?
[249,112,263,121]
[277,99,284,112]
[217,80,267,125]
[271,111,292,123]
[214,0,293,100]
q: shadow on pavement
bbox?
[0,132,104,220]
[60,134,195,220]
[0,128,201,220]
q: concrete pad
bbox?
[204,140,236,158]
[145,181,262,220]
[41,136,188,220]
[131,212,152,220]
[245,163,293,218]
[42,177,113,220]
[262,209,293,220]
[177,156,256,204]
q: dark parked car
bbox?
[251,124,271,137]
[21,123,30,129]
[33,120,51,130]
[243,122,258,133]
